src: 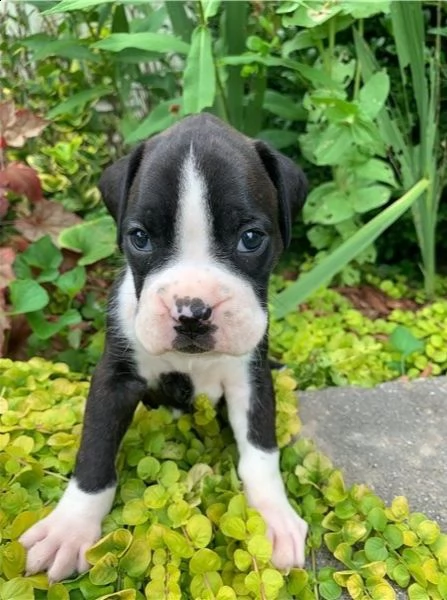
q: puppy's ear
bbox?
[254,140,308,248]
[98,143,146,248]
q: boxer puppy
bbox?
[20,113,308,581]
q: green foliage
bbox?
[1,357,446,599]
[8,236,105,370]
[270,275,447,389]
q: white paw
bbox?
[255,498,308,569]
[19,511,100,582]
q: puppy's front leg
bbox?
[20,357,145,582]
[224,359,308,569]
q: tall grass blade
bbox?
[223,1,247,130]
[273,179,429,318]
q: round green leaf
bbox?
[186,514,213,548]
[189,548,221,575]
[9,280,49,314]
[365,537,389,561]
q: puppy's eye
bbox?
[237,230,266,253]
[129,229,152,252]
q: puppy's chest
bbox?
[135,350,226,411]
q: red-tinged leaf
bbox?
[0,162,43,202]
[15,198,82,243]
[0,101,16,132]
[0,246,15,357]
[0,247,16,290]
[4,109,48,147]
[0,192,8,218]
[0,293,10,356]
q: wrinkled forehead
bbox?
[127,131,278,229]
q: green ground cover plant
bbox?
[0,358,446,600]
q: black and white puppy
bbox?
[20,114,308,581]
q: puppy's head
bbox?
[100,114,307,357]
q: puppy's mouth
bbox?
[173,330,217,354]
[172,319,217,354]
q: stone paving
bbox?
[298,377,447,599]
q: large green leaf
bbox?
[58,216,116,266]
[47,87,112,119]
[21,36,98,61]
[9,280,49,315]
[183,26,216,114]
[93,33,190,55]
[263,90,307,121]
[43,0,145,13]
[273,178,429,318]
[125,99,183,144]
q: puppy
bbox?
[20,114,308,581]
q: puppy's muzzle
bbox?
[172,297,217,353]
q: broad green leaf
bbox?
[309,190,355,225]
[383,524,404,549]
[273,178,428,318]
[352,185,391,213]
[340,0,390,18]
[47,87,112,119]
[392,564,410,587]
[183,26,216,114]
[48,583,70,600]
[389,326,424,357]
[365,537,388,561]
[257,129,298,150]
[283,3,342,28]
[9,280,49,314]
[56,266,86,298]
[319,579,342,600]
[27,309,82,340]
[58,216,116,265]
[189,548,221,574]
[263,90,307,121]
[186,514,213,548]
[359,72,390,119]
[408,583,430,600]
[119,539,151,578]
[355,158,398,187]
[93,32,189,55]
[203,0,221,20]
[20,235,62,270]
[0,578,34,600]
[163,528,194,558]
[219,514,246,540]
[247,535,272,562]
[125,99,183,144]
[86,529,132,565]
[22,35,98,61]
[89,552,118,586]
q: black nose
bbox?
[175,315,211,336]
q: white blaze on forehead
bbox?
[176,147,211,261]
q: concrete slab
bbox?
[298,377,447,599]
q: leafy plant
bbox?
[0,357,446,599]
[7,235,105,370]
[354,0,447,298]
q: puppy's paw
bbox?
[254,499,308,569]
[19,512,100,582]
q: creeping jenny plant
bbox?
[0,356,446,600]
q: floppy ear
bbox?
[254,140,308,248]
[98,142,146,249]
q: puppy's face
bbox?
[100,115,307,357]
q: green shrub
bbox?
[1,357,447,599]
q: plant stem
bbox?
[353,19,364,99]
